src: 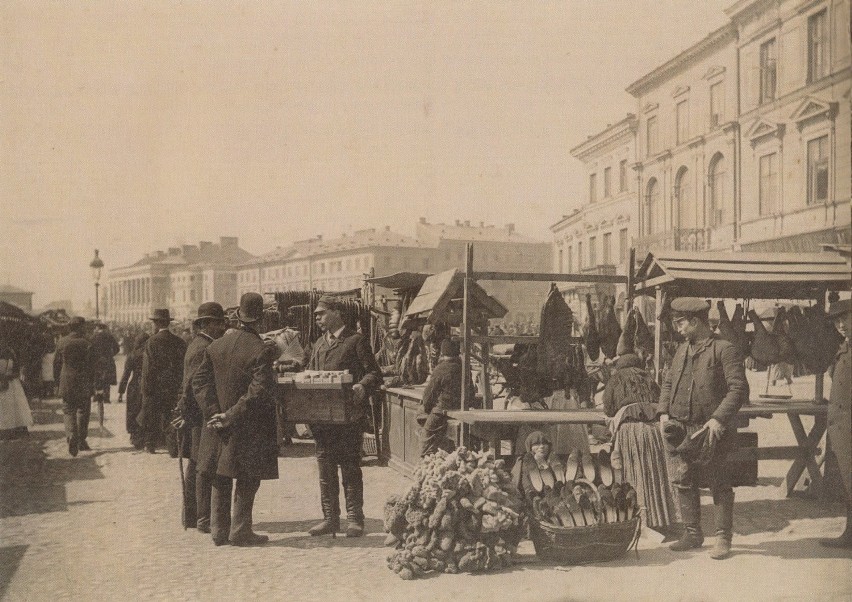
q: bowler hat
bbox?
[827,298,852,318]
[193,301,225,324]
[237,293,264,323]
[314,295,341,313]
[69,316,86,330]
[670,297,710,319]
[149,308,174,322]
[440,338,460,357]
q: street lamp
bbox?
[90,249,105,320]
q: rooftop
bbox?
[114,237,255,272]
[0,284,33,295]
[416,218,544,245]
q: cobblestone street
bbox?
[1,387,850,602]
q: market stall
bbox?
[632,250,851,497]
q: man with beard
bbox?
[194,293,278,546]
[171,302,227,533]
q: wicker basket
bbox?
[361,433,378,457]
[530,516,641,564]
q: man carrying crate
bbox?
[307,295,382,538]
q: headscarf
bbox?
[614,353,644,370]
[524,430,552,453]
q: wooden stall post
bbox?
[482,338,492,409]
[654,285,663,383]
[461,243,473,413]
[626,248,635,310]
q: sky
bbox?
[0,0,732,309]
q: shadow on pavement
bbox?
[255,517,385,536]
[265,533,388,549]
[729,498,846,535]
[0,545,27,598]
[730,538,852,560]
[276,442,316,459]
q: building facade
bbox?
[108,237,253,323]
[0,285,34,311]
[551,115,638,325]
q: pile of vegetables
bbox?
[531,480,639,528]
[384,447,525,580]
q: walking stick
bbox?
[97,391,105,437]
[177,427,187,530]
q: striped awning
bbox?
[634,251,851,299]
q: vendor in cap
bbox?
[307,295,382,538]
[171,302,227,533]
[193,293,279,546]
[658,297,749,560]
[419,338,474,458]
[140,309,187,454]
[822,298,852,548]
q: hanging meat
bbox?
[788,305,843,374]
[598,296,622,359]
[748,309,780,365]
[537,284,574,382]
[615,307,636,356]
[582,294,601,362]
[633,308,655,357]
[717,301,748,355]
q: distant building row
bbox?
[552,0,851,322]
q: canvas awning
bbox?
[404,269,507,324]
[365,272,431,292]
[634,251,851,299]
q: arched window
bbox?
[645,178,661,235]
[675,167,695,229]
[709,154,727,226]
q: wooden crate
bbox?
[276,381,357,424]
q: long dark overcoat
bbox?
[193,327,278,481]
[90,330,120,386]
[118,336,147,433]
[140,329,186,424]
[53,332,93,400]
[828,339,851,499]
[175,332,214,461]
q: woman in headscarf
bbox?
[512,431,566,500]
[603,353,679,540]
[118,332,148,449]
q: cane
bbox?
[177,426,187,531]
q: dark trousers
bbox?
[420,411,449,458]
[211,475,261,544]
[62,393,91,444]
[183,461,213,530]
[313,423,364,522]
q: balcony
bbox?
[634,228,706,257]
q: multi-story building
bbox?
[550,115,638,324]
[0,284,34,311]
[628,23,742,255]
[415,219,552,324]
[108,237,253,323]
[727,0,851,251]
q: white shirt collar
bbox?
[328,325,346,341]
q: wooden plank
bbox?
[447,409,608,425]
[472,271,628,284]
[652,250,848,265]
[469,334,584,344]
[661,260,851,274]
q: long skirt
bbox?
[613,421,680,529]
[0,378,34,431]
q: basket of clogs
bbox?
[528,479,641,564]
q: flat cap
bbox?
[670,297,711,317]
[314,295,341,313]
[827,298,852,318]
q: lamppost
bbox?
[90,249,105,320]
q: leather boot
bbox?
[341,460,365,537]
[309,460,340,537]
[669,487,704,551]
[710,489,734,559]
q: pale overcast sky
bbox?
[1,0,731,308]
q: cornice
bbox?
[570,115,638,160]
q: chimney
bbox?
[464,220,470,227]
[384,225,390,231]
[505,223,515,234]
[316,235,323,241]
[219,236,238,248]
[419,217,427,224]
[455,220,461,226]
[168,247,180,256]
[199,241,213,252]
[182,244,197,255]
[479,221,484,228]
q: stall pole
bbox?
[654,285,663,382]
[461,243,473,413]
[626,248,636,311]
[482,338,492,410]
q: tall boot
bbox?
[710,489,734,559]
[669,487,704,551]
[341,460,365,537]
[308,460,340,537]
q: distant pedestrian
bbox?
[307,295,382,538]
[821,299,851,549]
[0,345,34,438]
[140,309,186,455]
[171,302,227,533]
[118,332,149,449]
[90,322,120,404]
[194,293,278,546]
[53,317,94,456]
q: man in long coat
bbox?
[822,299,851,548]
[172,302,227,532]
[54,317,94,456]
[90,322,120,403]
[307,295,382,538]
[140,309,186,454]
[193,293,278,546]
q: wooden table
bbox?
[448,400,829,497]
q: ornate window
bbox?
[708,154,727,226]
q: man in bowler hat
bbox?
[658,297,749,560]
[140,309,187,454]
[171,302,227,532]
[307,295,382,538]
[822,298,852,548]
[193,293,279,546]
[54,317,94,456]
